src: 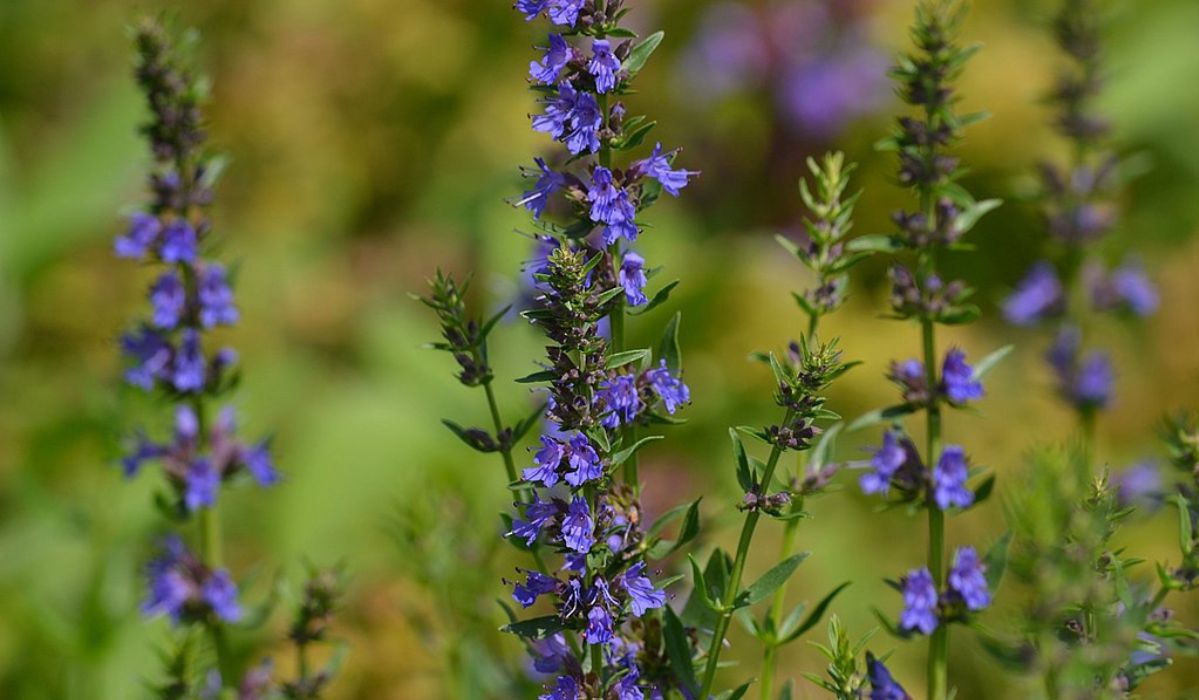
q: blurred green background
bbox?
[2,0,1198,697]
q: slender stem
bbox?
[758,315,820,700]
[297,641,310,685]
[923,311,948,700]
[483,380,520,487]
[698,410,796,699]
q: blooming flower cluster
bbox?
[507,244,689,698]
[515,0,696,318]
[898,546,991,636]
[677,0,889,139]
[142,535,242,625]
[1003,0,1157,418]
[114,21,339,697]
[853,4,1002,697]
[493,3,704,695]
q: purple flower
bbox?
[636,143,697,197]
[539,675,579,700]
[173,329,206,392]
[564,90,602,155]
[515,0,550,22]
[940,348,983,404]
[149,271,186,329]
[1115,461,1164,510]
[1073,351,1113,408]
[514,570,560,608]
[598,374,642,429]
[588,39,621,93]
[532,84,577,140]
[198,264,239,328]
[619,252,648,306]
[547,0,584,28]
[184,457,220,511]
[947,546,990,611]
[899,567,938,635]
[160,219,198,264]
[530,633,570,674]
[932,445,973,510]
[530,34,573,84]
[887,358,929,404]
[242,442,279,486]
[121,327,173,389]
[115,212,162,259]
[122,435,166,477]
[861,430,905,496]
[585,604,614,644]
[564,433,603,486]
[525,436,566,486]
[1003,262,1063,325]
[588,166,638,244]
[202,569,243,622]
[522,159,567,220]
[510,494,559,547]
[621,562,665,616]
[646,360,690,414]
[1110,262,1158,316]
[562,496,595,553]
[142,537,192,621]
[866,652,911,700]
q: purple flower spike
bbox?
[116,212,162,259]
[530,34,573,84]
[562,496,595,553]
[866,652,912,700]
[202,569,243,622]
[149,271,187,329]
[636,143,698,197]
[941,348,983,405]
[1003,262,1064,325]
[861,429,905,496]
[647,360,690,414]
[621,562,666,616]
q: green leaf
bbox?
[607,349,650,369]
[515,369,556,384]
[778,680,794,700]
[624,31,665,77]
[716,682,752,700]
[510,401,548,445]
[847,404,916,432]
[440,420,497,453]
[647,498,701,559]
[846,234,905,254]
[954,198,1003,235]
[617,119,658,152]
[1176,494,1194,556]
[478,305,512,345]
[605,26,638,38]
[611,435,664,466]
[735,553,810,608]
[779,582,852,645]
[970,474,996,507]
[983,532,1012,591]
[658,312,682,372]
[809,422,843,470]
[938,304,981,325]
[731,428,753,492]
[971,344,1014,382]
[502,615,565,639]
[630,280,680,316]
[682,549,730,629]
[664,606,700,696]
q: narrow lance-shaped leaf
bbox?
[735,553,811,609]
[624,31,665,77]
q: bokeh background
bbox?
[2,0,1198,697]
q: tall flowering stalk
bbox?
[691,158,863,698]
[851,3,1004,697]
[115,19,339,696]
[428,1,702,696]
[1002,0,1157,450]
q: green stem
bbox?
[698,409,796,699]
[483,380,520,487]
[922,313,948,700]
[758,315,820,700]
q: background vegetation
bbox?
[1,0,1197,696]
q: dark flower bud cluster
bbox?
[888,265,973,323]
[419,271,497,387]
[1162,412,1199,482]
[280,568,345,699]
[777,153,864,319]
